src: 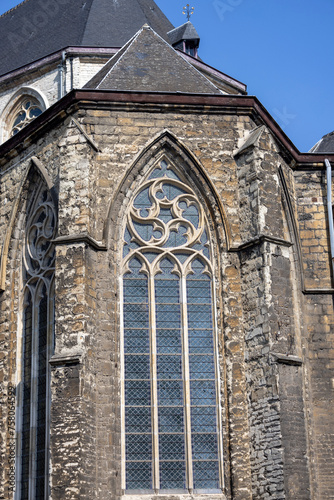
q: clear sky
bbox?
[1,0,333,152]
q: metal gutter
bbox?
[0,46,119,85]
[1,90,334,168]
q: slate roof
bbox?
[309,131,334,153]
[84,25,222,94]
[0,0,174,77]
[167,21,200,46]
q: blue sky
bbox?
[1,0,333,152]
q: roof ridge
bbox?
[96,28,142,89]
[0,0,31,19]
[139,25,221,93]
[78,0,98,45]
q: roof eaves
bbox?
[0,46,120,83]
[1,90,332,168]
[177,51,247,93]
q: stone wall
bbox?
[0,100,333,499]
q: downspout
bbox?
[58,50,66,99]
[325,158,334,282]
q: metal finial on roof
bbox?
[182,4,194,21]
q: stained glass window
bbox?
[122,159,223,492]
[19,184,56,499]
[11,98,42,136]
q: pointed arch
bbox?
[14,175,56,499]
[278,165,305,290]
[0,157,56,291]
[119,144,224,492]
[104,130,232,251]
[0,87,48,143]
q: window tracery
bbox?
[122,158,223,493]
[18,184,56,500]
[11,98,42,136]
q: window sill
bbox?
[122,493,226,500]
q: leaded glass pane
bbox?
[133,187,152,217]
[193,461,220,490]
[190,380,216,405]
[125,380,151,406]
[157,329,182,354]
[133,221,162,242]
[192,433,219,460]
[157,355,182,380]
[160,461,186,489]
[21,185,55,499]
[189,356,215,380]
[124,329,149,353]
[126,461,152,490]
[125,355,150,379]
[123,159,221,492]
[188,329,214,353]
[191,407,217,433]
[126,434,152,461]
[178,202,200,228]
[126,407,151,434]
[158,407,184,433]
[21,296,32,500]
[165,226,188,247]
[149,160,182,181]
[157,380,183,406]
[156,183,186,201]
[36,291,47,500]
[159,434,185,460]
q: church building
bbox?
[0,1,333,499]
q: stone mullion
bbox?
[120,275,126,492]
[29,286,39,500]
[212,275,225,491]
[44,280,54,499]
[181,274,193,491]
[148,273,159,491]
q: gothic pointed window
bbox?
[122,159,223,493]
[11,98,42,136]
[19,184,56,499]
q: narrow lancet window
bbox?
[19,184,56,499]
[122,159,222,493]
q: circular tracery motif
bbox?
[11,99,43,136]
[123,159,211,274]
[24,188,56,278]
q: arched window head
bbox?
[122,158,223,493]
[18,183,56,499]
[0,87,48,143]
[11,98,42,136]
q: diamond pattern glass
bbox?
[160,461,186,489]
[124,329,149,354]
[193,461,220,490]
[125,380,151,406]
[192,433,219,460]
[191,407,217,433]
[126,434,152,461]
[159,434,185,460]
[158,407,184,433]
[157,355,182,380]
[126,461,152,490]
[157,379,183,407]
[123,161,221,492]
[126,406,151,434]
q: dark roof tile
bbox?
[309,131,334,153]
[84,25,221,94]
[0,0,174,76]
[167,21,200,46]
